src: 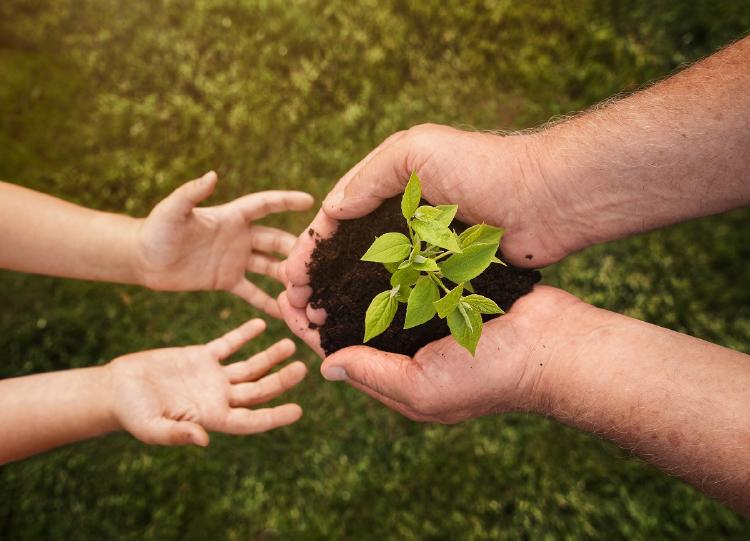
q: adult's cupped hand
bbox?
[279,124,588,420]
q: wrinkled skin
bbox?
[280,124,587,421]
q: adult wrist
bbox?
[524,128,595,256]
[520,297,608,418]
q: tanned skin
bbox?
[282,36,750,514]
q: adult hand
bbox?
[107,319,306,446]
[137,171,314,318]
[280,124,577,354]
[313,286,583,422]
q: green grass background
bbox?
[1,1,749,539]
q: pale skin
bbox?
[0,172,314,461]
[0,170,315,317]
[0,319,307,464]
[282,36,750,513]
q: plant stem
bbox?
[429,272,451,293]
[406,220,416,245]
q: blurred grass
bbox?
[1,0,750,539]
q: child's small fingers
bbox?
[231,279,281,319]
[229,361,307,407]
[224,403,303,434]
[251,226,298,256]
[246,254,286,283]
[207,318,266,359]
[228,191,314,222]
[225,338,296,383]
[155,171,218,218]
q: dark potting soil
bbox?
[308,197,541,356]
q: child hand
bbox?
[136,171,314,318]
[106,319,306,447]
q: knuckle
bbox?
[409,122,436,134]
[266,373,284,393]
[255,410,274,431]
[384,129,408,145]
[404,127,437,166]
[236,387,256,405]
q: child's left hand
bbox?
[136,171,314,317]
[106,319,306,447]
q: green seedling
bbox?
[361,171,506,355]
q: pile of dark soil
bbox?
[308,197,541,356]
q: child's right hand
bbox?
[106,319,306,447]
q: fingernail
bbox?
[322,366,347,381]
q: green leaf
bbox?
[459,224,504,248]
[401,171,421,220]
[435,204,458,226]
[364,290,398,342]
[361,232,412,263]
[491,255,507,267]
[462,294,504,314]
[412,256,439,272]
[447,303,483,355]
[434,282,464,318]
[402,232,421,267]
[398,260,412,270]
[464,280,475,293]
[390,267,420,288]
[404,277,439,329]
[412,220,462,253]
[439,242,497,283]
[384,262,400,273]
[414,204,457,227]
[396,284,412,303]
[414,205,441,222]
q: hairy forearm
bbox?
[0,181,143,284]
[537,305,750,514]
[0,366,118,464]
[534,35,750,252]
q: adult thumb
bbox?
[322,132,410,220]
[159,171,218,218]
[321,346,416,407]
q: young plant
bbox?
[360,171,507,355]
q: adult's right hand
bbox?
[316,286,586,423]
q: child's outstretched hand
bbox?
[107,319,306,447]
[137,171,314,318]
